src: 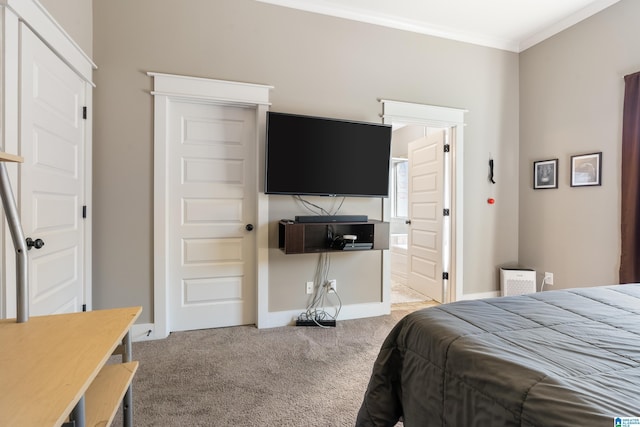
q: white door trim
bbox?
[149,72,272,338]
[1,4,94,318]
[381,99,466,303]
[2,0,96,84]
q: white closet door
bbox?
[20,24,87,315]
[167,100,257,332]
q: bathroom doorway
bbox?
[381,99,465,307]
[389,124,449,304]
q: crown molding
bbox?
[256,0,621,53]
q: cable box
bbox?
[341,242,373,250]
[295,215,368,223]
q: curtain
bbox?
[620,71,640,283]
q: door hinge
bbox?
[444,144,450,153]
[443,209,450,216]
[82,106,87,119]
[82,205,87,218]
[443,272,449,280]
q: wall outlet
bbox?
[328,279,337,292]
[544,272,554,286]
[306,281,314,294]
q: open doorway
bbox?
[389,124,449,304]
[381,98,466,307]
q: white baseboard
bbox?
[459,291,500,300]
[131,322,160,342]
[132,302,392,337]
[256,301,391,329]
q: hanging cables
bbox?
[292,195,345,327]
[297,252,343,328]
[294,195,346,216]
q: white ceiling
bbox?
[256,0,621,52]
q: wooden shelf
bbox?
[279,220,389,254]
[85,361,139,427]
[0,306,141,426]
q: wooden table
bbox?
[0,306,141,426]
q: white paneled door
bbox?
[20,25,87,315]
[167,101,256,331]
[407,130,445,303]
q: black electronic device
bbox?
[294,215,368,223]
[295,319,336,327]
[264,111,392,197]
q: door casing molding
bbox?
[149,72,272,338]
[1,1,95,318]
[381,99,466,303]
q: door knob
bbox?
[26,237,45,250]
[245,224,254,231]
[405,220,412,225]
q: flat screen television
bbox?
[265,111,392,197]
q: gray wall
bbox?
[90,0,519,322]
[33,0,640,324]
[39,0,92,57]
[519,0,640,289]
[86,0,517,323]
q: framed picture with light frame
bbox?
[570,152,602,187]
[533,158,558,189]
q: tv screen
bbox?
[265,112,392,197]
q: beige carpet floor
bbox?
[110,300,436,427]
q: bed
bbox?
[356,284,640,426]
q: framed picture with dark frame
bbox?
[533,159,558,189]
[571,152,602,187]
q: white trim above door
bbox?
[149,72,272,338]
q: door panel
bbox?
[20,24,86,315]
[168,101,256,331]
[408,130,445,302]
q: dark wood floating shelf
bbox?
[278,219,389,254]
